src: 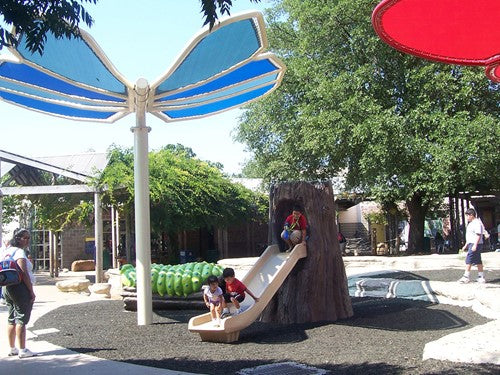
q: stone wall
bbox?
[61,225,94,269]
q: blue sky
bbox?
[0,0,271,174]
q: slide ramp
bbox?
[188,243,307,342]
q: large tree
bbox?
[236,0,500,253]
[0,0,261,53]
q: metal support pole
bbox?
[49,230,54,278]
[115,207,120,268]
[125,212,131,263]
[111,205,117,268]
[131,78,152,325]
[53,232,59,277]
[94,192,103,283]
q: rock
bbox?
[89,283,112,298]
[345,237,371,256]
[56,279,91,294]
[71,260,95,272]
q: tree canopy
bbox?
[97,145,267,237]
[0,0,261,54]
[236,0,500,253]
[0,0,96,54]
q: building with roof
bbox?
[0,149,109,273]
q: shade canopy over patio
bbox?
[0,11,284,121]
[372,0,500,82]
[0,11,285,325]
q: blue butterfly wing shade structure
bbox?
[0,25,131,122]
[0,11,285,122]
[0,11,285,326]
[150,13,284,121]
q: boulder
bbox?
[89,283,112,298]
[56,279,91,294]
[71,260,95,272]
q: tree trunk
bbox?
[261,181,353,324]
[406,193,428,254]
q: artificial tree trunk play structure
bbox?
[188,181,353,342]
[262,181,353,323]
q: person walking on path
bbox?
[2,228,36,358]
[458,208,486,284]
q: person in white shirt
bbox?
[2,229,36,358]
[458,208,486,284]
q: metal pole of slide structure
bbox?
[111,205,117,268]
[94,192,103,283]
[132,78,152,325]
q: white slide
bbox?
[188,243,307,342]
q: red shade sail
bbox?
[372,0,500,82]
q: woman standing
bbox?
[3,228,36,358]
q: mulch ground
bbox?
[31,269,500,375]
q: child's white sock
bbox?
[464,271,470,278]
[478,272,484,278]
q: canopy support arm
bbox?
[131,78,152,326]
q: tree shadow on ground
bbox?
[339,298,468,332]
[31,299,495,375]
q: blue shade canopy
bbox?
[16,33,129,95]
[155,19,261,94]
[0,28,132,122]
[0,11,285,123]
[149,12,285,122]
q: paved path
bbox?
[1,252,499,373]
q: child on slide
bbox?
[203,276,224,326]
[222,267,259,315]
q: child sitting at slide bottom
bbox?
[203,275,224,326]
[220,267,259,316]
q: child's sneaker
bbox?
[458,276,470,283]
[18,348,35,358]
[8,347,18,356]
[477,277,486,284]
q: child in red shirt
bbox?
[222,267,259,315]
[281,205,307,251]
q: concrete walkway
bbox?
[0,271,192,374]
[1,252,499,373]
